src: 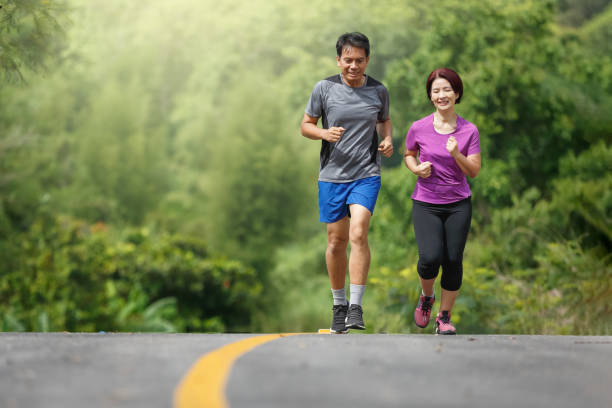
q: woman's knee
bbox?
[417,263,440,280]
[441,262,463,290]
[417,251,443,279]
[445,251,463,265]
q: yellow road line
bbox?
[173,333,304,408]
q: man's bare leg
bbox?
[348,204,372,285]
[326,216,350,333]
[344,204,372,330]
[326,216,349,290]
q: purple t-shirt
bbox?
[405,114,480,204]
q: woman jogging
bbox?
[404,68,481,335]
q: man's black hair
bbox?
[336,32,370,58]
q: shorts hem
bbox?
[346,201,374,215]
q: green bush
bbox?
[0,216,261,332]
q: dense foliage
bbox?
[0,0,69,82]
[1,0,610,334]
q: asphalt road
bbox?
[1,333,611,408]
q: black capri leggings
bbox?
[412,197,472,291]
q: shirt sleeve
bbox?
[467,127,481,156]
[377,86,390,122]
[405,125,418,151]
[305,81,324,118]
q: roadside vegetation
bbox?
[1,0,610,334]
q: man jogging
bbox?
[300,32,393,333]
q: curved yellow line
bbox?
[173,333,304,408]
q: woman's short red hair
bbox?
[426,68,463,104]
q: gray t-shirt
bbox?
[305,74,390,183]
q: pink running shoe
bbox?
[414,294,435,328]
[435,311,456,335]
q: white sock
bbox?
[349,284,366,306]
[422,289,434,298]
[332,288,347,305]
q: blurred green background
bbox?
[1,0,610,334]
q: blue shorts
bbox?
[318,176,381,223]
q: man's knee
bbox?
[349,224,368,247]
[327,235,348,254]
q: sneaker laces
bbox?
[439,312,451,324]
[421,298,433,313]
[348,305,362,320]
[333,304,347,325]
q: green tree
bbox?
[0,0,69,82]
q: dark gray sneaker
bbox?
[345,304,365,330]
[330,303,349,334]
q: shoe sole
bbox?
[435,327,456,335]
[345,323,365,330]
[330,327,349,334]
